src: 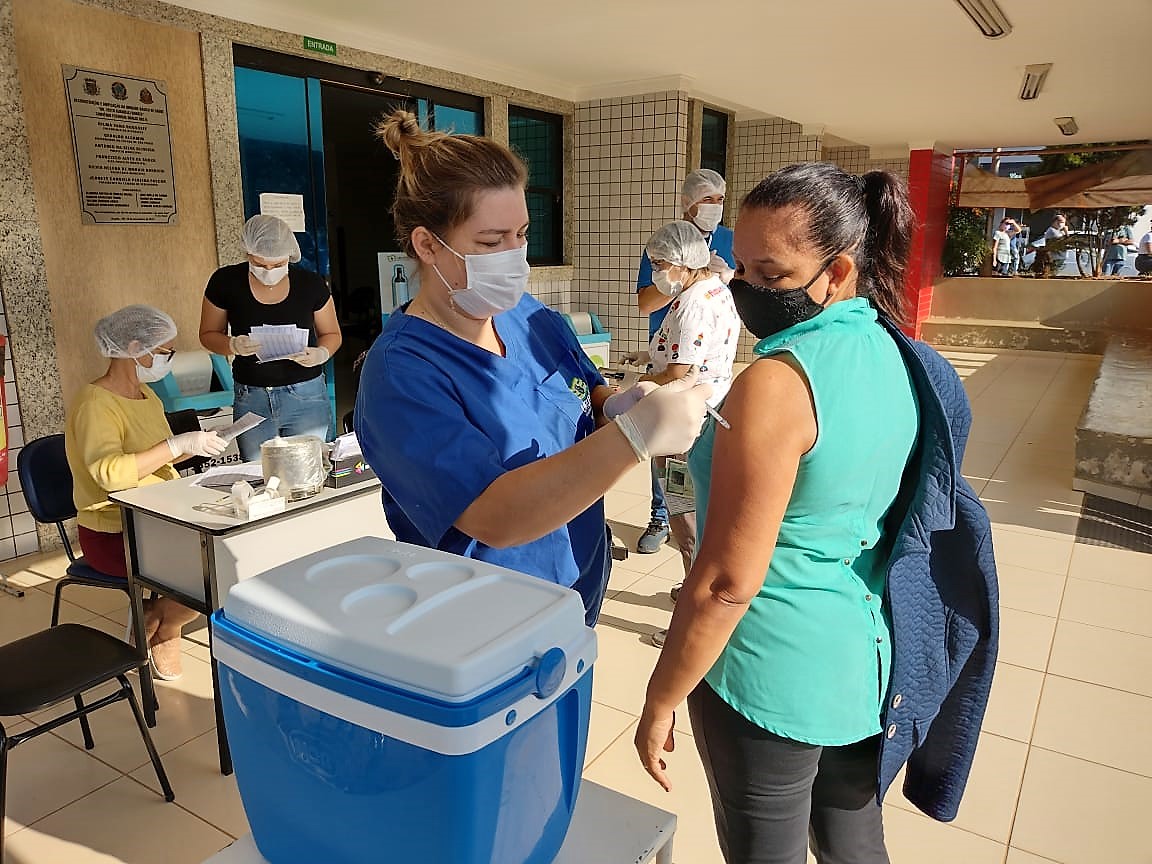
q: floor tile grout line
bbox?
[12,773,123,839]
[998,354,1075,857]
[583,717,638,772]
[1005,847,1062,864]
[1024,744,1152,783]
[884,800,1014,851]
[1039,670,1152,701]
[118,770,242,841]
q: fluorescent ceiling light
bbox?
[953,0,1013,39]
[1019,64,1053,100]
[1054,117,1079,136]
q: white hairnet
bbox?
[646,221,712,270]
[94,305,177,359]
[681,168,726,210]
[241,215,302,263]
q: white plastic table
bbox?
[202,780,676,864]
[110,473,387,774]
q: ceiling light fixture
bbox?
[1019,63,1053,100]
[953,0,1013,39]
[1054,117,1079,136]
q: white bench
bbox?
[203,780,677,864]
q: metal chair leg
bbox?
[51,580,67,627]
[74,694,95,749]
[120,676,174,802]
[0,726,9,864]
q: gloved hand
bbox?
[288,346,330,367]
[603,382,659,420]
[229,335,262,356]
[709,252,735,283]
[622,368,713,457]
[166,431,228,459]
[620,349,651,367]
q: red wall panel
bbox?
[904,149,954,339]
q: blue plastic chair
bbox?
[17,435,130,626]
[147,353,234,414]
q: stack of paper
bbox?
[250,325,309,363]
[217,412,266,442]
[190,462,265,489]
[331,432,362,462]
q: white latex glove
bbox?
[622,368,713,457]
[620,350,651,368]
[229,335,262,356]
[709,252,735,284]
[603,382,659,420]
[288,346,330,367]
[166,431,228,459]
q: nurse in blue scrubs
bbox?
[354,110,713,626]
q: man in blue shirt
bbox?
[1103,224,1134,277]
[632,168,736,554]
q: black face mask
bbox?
[728,257,836,339]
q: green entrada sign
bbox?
[303,37,337,56]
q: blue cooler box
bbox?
[211,537,596,864]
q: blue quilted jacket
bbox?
[876,319,999,822]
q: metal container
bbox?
[260,435,326,501]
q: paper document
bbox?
[250,324,309,363]
[330,432,362,462]
[218,412,266,442]
[660,458,695,517]
[190,462,265,489]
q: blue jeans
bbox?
[650,459,669,523]
[1102,259,1125,277]
[233,375,331,462]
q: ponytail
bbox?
[859,171,913,324]
[375,109,528,257]
[740,163,913,326]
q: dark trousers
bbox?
[688,682,890,864]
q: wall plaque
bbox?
[63,65,178,224]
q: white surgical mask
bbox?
[652,269,683,297]
[136,351,174,383]
[692,203,724,233]
[431,235,531,318]
[249,261,289,286]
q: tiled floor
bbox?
[1,347,1150,864]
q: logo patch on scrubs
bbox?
[569,377,592,416]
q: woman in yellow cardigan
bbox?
[65,305,227,680]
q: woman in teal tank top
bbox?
[636,163,920,864]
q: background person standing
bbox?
[1103,223,1134,277]
[199,215,342,460]
[633,169,736,556]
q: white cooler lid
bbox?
[222,537,589,702]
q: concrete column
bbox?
[485,95,509,145]
[686,99,703,171]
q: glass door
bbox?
[233,47,483,431]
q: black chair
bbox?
[18,435,131,627]
[0,623,175,859]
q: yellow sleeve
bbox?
[72,398,143,493]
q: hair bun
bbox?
[376,109,423,157]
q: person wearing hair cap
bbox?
[633,169,736,556]
[65,305,224,680]
[200,214,342,460]
[641,222,740,648]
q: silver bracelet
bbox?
[613,414,649,463]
